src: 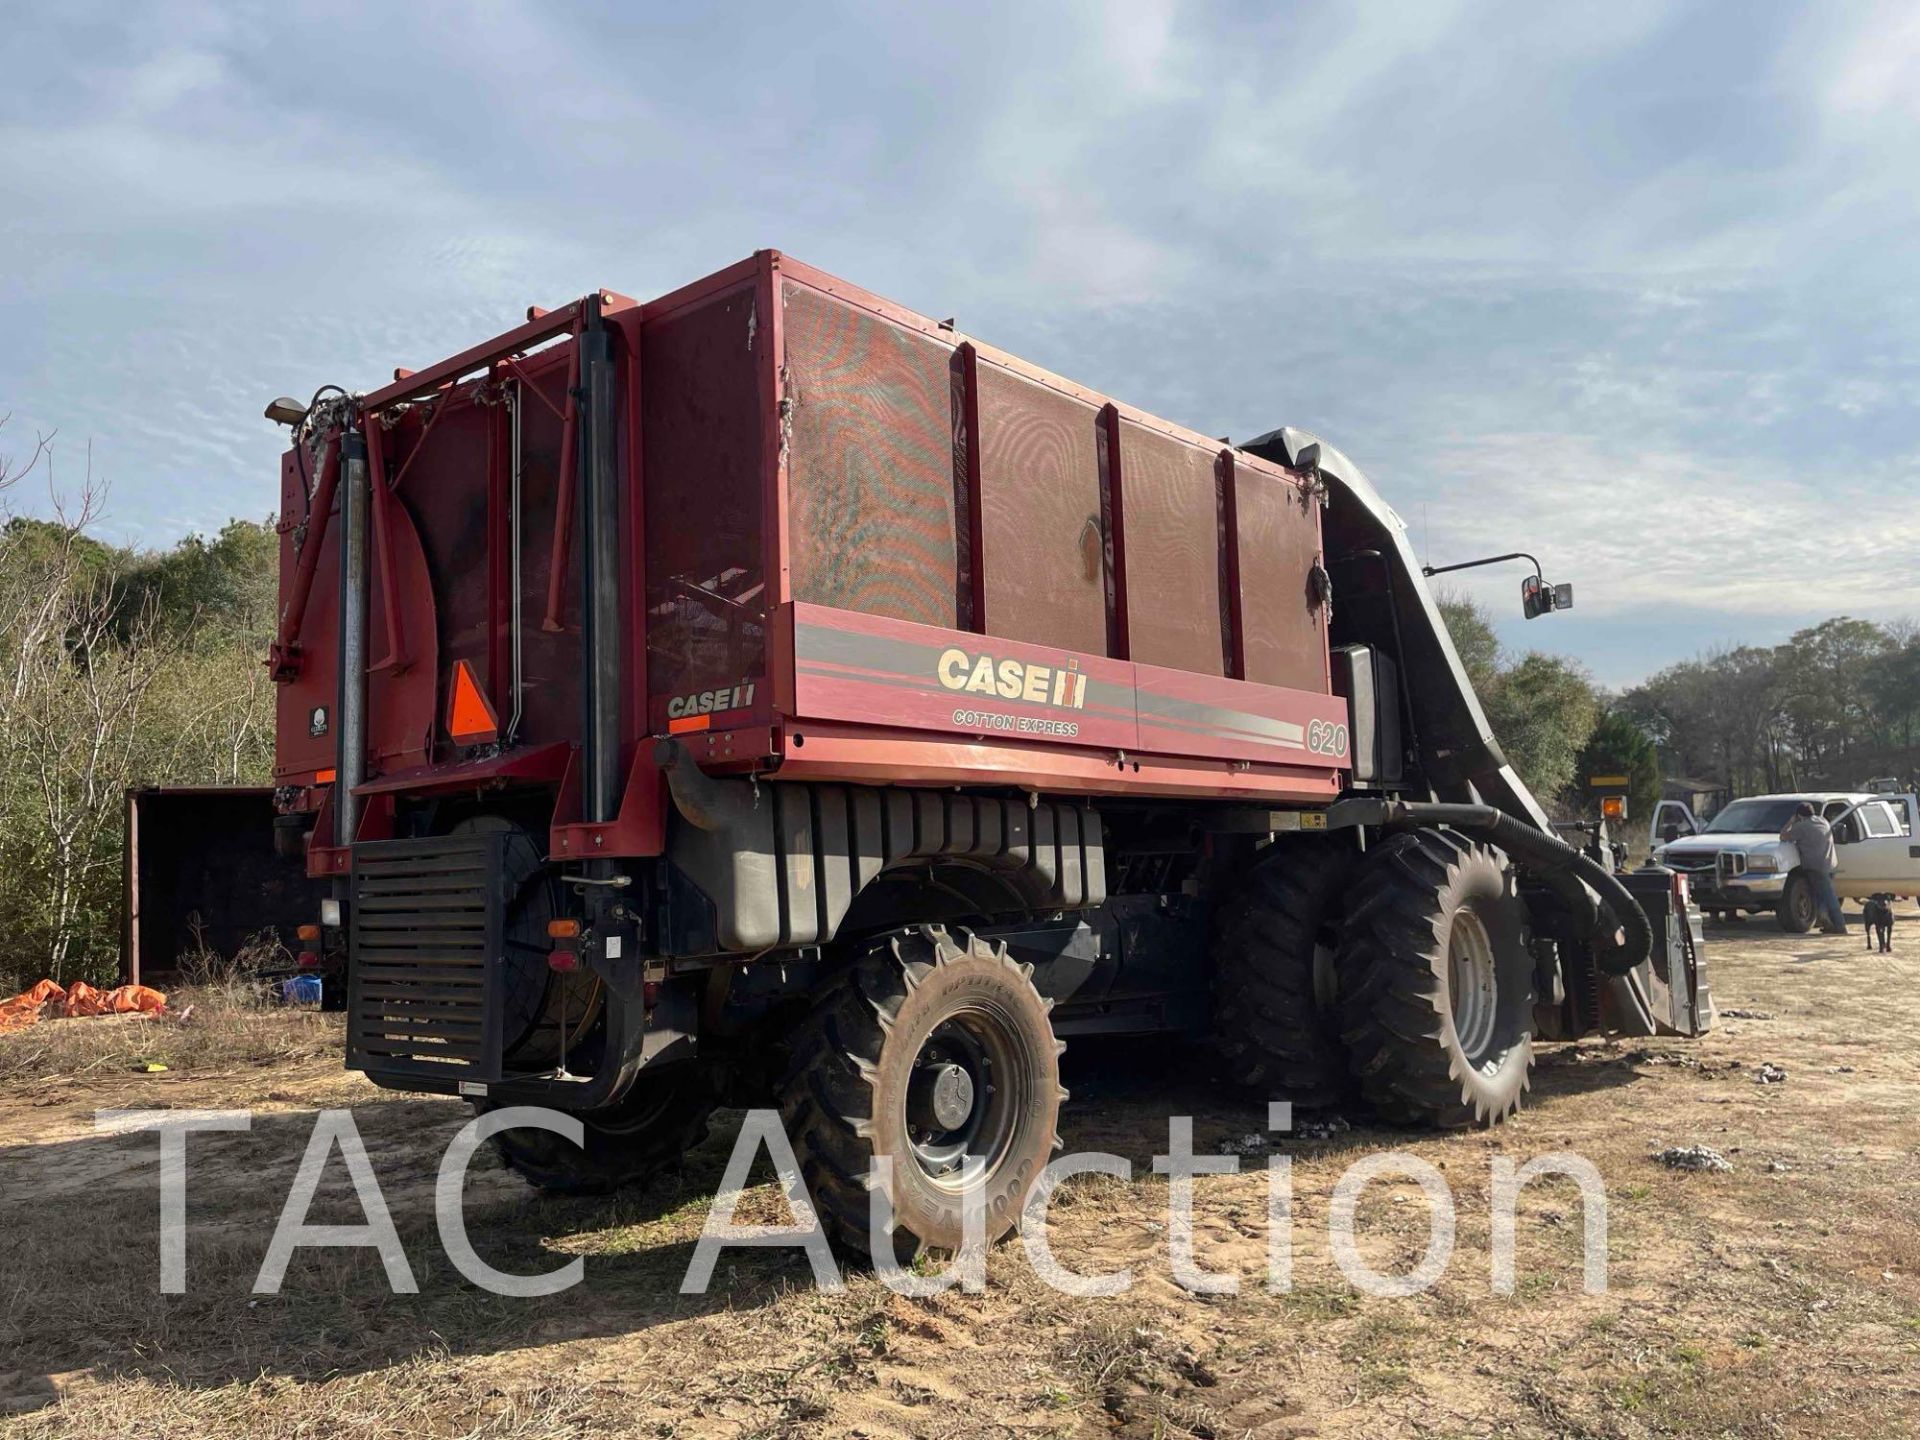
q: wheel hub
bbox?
[910,1061,976,1131]
[1447,908,1500,1066]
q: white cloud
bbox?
[1418,431,1920,619]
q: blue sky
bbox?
[3,0,1917,686]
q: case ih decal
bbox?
[783,603,1349,770]
[935,648,1088,711]
[666,682,757,725]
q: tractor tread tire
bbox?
[778,924,1062,1257]
[1336,828,1534,1130]
[1212,839,1357,1107]
[481,1076,716,1196]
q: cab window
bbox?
[1823,800,1851,821]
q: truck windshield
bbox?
[1705,799,1804,834]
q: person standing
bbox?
[1780,802,1846,934]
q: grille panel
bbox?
[347,834,505,1087]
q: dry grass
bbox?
[4,910,1920,1437]
[0,985,340,1086]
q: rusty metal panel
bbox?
[783,283,961,628]
[642,283,766,720]
[1234,457,1327,691]
[1117,420,1225,675]
[975,362,1107,654]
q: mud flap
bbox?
[1603,870,1711,1037]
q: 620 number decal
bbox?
[1307,718,1350,757]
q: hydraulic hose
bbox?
[1325,797,1653,977]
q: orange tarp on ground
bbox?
[0,979,167,1034]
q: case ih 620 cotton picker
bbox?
[248,250,1705,1255]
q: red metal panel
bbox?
[1233,453,1328,692]
[641,279,767,728]
[1115,418,1223,675]
[785,602,1137,752]
[275,445,340,781]
[781,280,961,628]
[387,397,494,750]
[773,721,1342,801]
[1132,661,1348,768]
[974,361,1108,655]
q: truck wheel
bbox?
[1777,873,1817,933]
[478,1071,717,1196]
[780,924,1063,1257]
[1337,829,1534,1128]
[1212,838,1356,1107]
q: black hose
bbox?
[1325,797,1652,977]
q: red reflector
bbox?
[667,713,711,735]
[297,951,321,969]
[642,980,661,1009]
[447,659,499,746]
[315,768,336,784]
[548,951,581,973]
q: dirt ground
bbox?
[4,911,1919,1439]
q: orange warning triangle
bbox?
[447,660,499,746]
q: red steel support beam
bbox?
[541,325,585,632]
[362,421,408,672]
[272,432,341,675]
[1098,403,1130,660]
[956,342,986,633]
[365,302,584,412]
[1217,449,1245,680]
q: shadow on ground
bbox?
[0,1022,1669,1411]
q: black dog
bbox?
[1863,895,1895,953]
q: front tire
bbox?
[1778,873,1817,933]
[479,1070,717,1196]
[1337,829,1535,1128]
[780,925,1063,1256]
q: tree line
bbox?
[1618,618,1920,799]
[1439,591,1920,829]
[0,425,276,990]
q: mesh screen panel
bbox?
[642,284,766,709]
[1117,420,1225,674]
[784,284,960,628]
[1234,459,1326,690]
[975,362,1108,654]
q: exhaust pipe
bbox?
[653,738,759,832]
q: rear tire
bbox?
[780,924,1062,1257]
[1778,873,1816,933]
[479,1071,717,1196]
[1337,829,1535,1128]
[1211,839,1356,1107]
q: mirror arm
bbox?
[1421,551,1544,583]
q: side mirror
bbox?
[1521,576,1574,619]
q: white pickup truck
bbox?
[1651,791,1920,931]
